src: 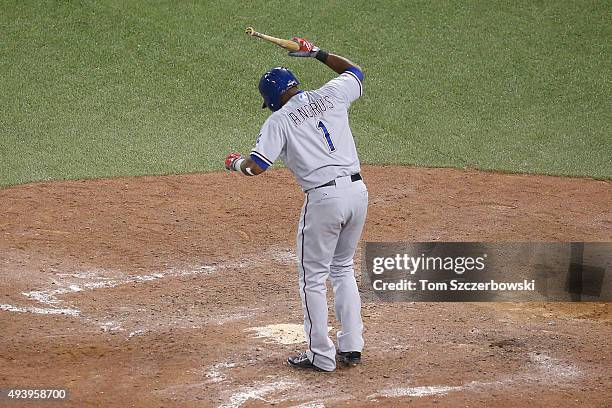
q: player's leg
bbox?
[295,189,343,371]
[329,182,368,355]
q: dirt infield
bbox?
[1,165,610,407]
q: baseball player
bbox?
[225,36,367,372]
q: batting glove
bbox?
[288,37,320,58]
[225,152,244,171]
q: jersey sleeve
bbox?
[250,116,286,170]
[317,66,364,106]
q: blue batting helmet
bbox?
[259,67,299,112]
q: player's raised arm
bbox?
[288,37,363,78]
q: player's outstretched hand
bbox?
[225,152,242,171]
[288,37,320,58]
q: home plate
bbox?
[247,324,332,345]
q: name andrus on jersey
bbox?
[288,95,334,127]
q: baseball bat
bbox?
[245,27,300,52]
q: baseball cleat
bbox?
[337,351,361,366]
[287,352,332,372]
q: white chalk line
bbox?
[153,361,240,398]
[21,268,211,307]
[219,378,351,408]
[528,352,581,380]
[215,311,257,325]
[288,402,326,408]
[372,382,491,399]
[218,379,297,408]
[0,303,80,316]
[128,329,146,338]
[370,352,582,399]
[194,344,582,407]
[2,248,297,333]
[206,362,237,383]
[202,358,337,408]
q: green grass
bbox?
[1,0,611,187]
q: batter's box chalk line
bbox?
[218,377,351,408]
[368,352,582,400]
[2,247,296,332]
[217,379,297,408]
[287,402,327,408]
[0,303,80,316]
[205,362,237,384]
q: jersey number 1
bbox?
[317,121,336,153]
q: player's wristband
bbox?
[233,158,256,176]
[315,50,329,63]
[232,158,245,172]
